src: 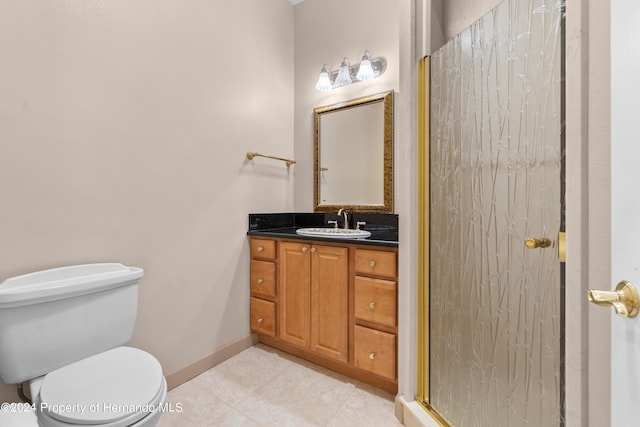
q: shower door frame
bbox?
[417,55,441,422]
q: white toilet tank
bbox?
[0,263,143,384]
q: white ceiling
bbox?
[288,0,305,5]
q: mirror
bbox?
[314,91,393,212]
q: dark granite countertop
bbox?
[247,213,398,248]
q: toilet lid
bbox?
[39,346,163,425]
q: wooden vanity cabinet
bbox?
[249,236,398,393]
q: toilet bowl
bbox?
[1,347,166,427]
[0,264,167,427]
[33,347,167,427]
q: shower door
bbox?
[424,0,565,425]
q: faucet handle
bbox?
[356,221,366,230]
[327,220,338,229]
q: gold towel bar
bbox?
[246,151,296,167]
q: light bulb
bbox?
[333,58,352,87]
[315,64,332,91]
[356,50,375,81]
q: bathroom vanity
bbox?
[247,213,398,393]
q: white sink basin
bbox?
[296,228,371,239]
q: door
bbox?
[279,241,311,349]
[609,0,640,424]
[310,244,348,362]
[279,241,349,359]
[420,0,565,424]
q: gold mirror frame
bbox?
[313,90,394,212]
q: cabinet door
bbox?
[279,241,311,349]
[311,245,348,362]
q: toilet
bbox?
[0,264,167,427]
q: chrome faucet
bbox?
[337,208,349,229]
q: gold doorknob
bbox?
[302,246,308,253]
[257,278,264,284]
[257,318,264,324]
[588,280,640,318]
[310,247,316,253]
[258,246,264,252]
[370,260,376,267]
[369,302,376,310]
[525,238,551,249]
[369,352,376,360]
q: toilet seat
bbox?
[35,347,166,427]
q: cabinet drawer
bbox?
[354,249,397,278]
[250,260,276,296]
[354,276,396,328]
[251,238,276,260]
[354,325,396,381]
[251,297,276,337]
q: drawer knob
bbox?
[257,278,264,284]
[258,246,264,252]
[370,260,376,268]
[369,302,376,310]
[369,352,376,360]
[257,318,264,324]
[310,247,316,253]
[302,246,308,253]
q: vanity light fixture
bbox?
[315,50,386,92]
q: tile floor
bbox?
[156,343,403,427]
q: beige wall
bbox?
[292,0,399,212]
[0,0,294,402]
[442,0,499,40]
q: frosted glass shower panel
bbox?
[429,0,564,425]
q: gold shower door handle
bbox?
[588,280,640,318]
[525,238,551,249]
